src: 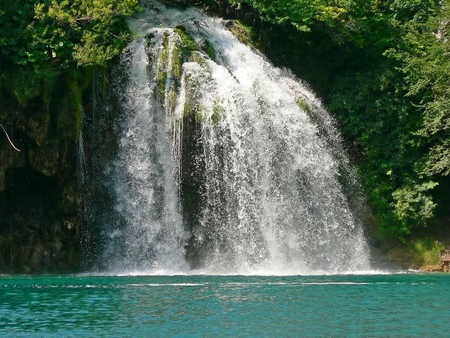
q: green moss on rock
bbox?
[297,98,312,115]
[190,51,207,65]
[167,88,178,116]
[201,39,216,60]
[212,100,224,124]
[381,238,447,269]
[174,26,198,57]
[411,238,446,267]
[226,20,254,47]
[156,33,170,102]
[52,72,83,140]
[170,43,183,79]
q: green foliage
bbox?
[0,0,138,138]
[328,62,427,238]
[0,62,57,105]
[396,4,450,180]
[409,238,445,267]
[392,181,438,226]
[386,238,445,268]
[424,141,450,176]
[229,0,351,31]
[0,0,138,70]
[231,0,449,240]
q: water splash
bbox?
[103,1,371,274]
[107,30,189,272]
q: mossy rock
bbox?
[155,31,185,105]
[297,98,312,116]
[189,51,208,65]
[166,88,178,116]
[156,28,207,110]
[155,28,219,123]
[383,238,446,269]
[410,238,446,267]
[183,76,204,122]
[174,26,198,58]
[51,72,83,140]
[211,100,224,124]
[78,67,96,91]
[183,87,204,122]
[28,144,60,177]
[170,43,183,79]
[156,33,170,102]
[182,56,212,122]
[226,20,254,47]
[201,39,216,60]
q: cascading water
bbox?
[102,0,371,274]
[105,28,189,272]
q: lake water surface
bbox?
[1,273,449,337]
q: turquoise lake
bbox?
[0,273,449,337]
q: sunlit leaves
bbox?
[392,181,438,225]
[0,0,139,69]
[230,0,351,31]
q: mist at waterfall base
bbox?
[88,1,372,275]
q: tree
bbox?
[0,0,138,103]
[0,0,138,68]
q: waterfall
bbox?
[101,1,371,274]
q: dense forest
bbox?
[0,0,449,271]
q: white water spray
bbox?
[104,1,371,274]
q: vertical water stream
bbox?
[98,1,371,274]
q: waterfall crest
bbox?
[101,1,371,274]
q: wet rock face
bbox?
[28,145,60,177]
[0,165,80,273]
[0,142,20,191]
[0,85,82,273]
